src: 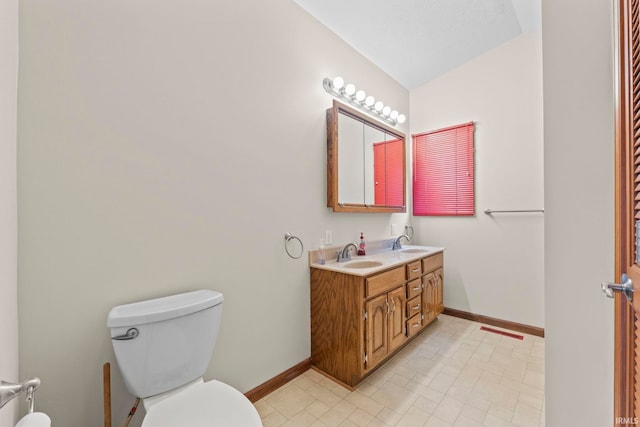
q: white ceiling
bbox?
[295,0,541,89]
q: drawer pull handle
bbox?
[412,286,421,291]
[412,323,420,328]
[412,268,420,273]
[412,305,420,310]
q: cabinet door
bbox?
[388,286,407,351]
[422,273,436,324]
[365,294,388,370]
[434,268,444,315]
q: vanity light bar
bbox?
[322,77,406,127]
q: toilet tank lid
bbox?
[107,290,223,328]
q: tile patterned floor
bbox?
[256,315,545,427]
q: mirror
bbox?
[327,100,406,213]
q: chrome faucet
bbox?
[337,243,358,262]
[392,234,410,250]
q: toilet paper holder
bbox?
[0,377,41,414]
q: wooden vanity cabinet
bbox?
[310,252,444,388]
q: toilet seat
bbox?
[142,380,262,427]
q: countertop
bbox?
[309,245,445,277]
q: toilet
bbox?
[107,290,262,426]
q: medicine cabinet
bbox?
[326,100,406,213]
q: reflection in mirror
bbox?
[338,112,366,204]
[327,100,406,213]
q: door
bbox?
[423,273,436,324]
[609,0,640,420]
[434,268,444,315]
[388,286,407,351]
[365,294,388,370]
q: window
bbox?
[412,122,475,216]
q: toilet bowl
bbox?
[142,379,261,426]
[107,290,262,427]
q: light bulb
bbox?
[374,101,384,112]
[355,90,366,102]
[382,106,391,116]
[365,96,375,107]
[397,114,406,124]
[390,110,399,120]
[332,76,344,90]
[344,84,356,96]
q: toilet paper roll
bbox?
[15,412,51,427]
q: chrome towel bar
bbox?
[484,208,544,215]
[0,377,40,413]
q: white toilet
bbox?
[107,290,262,426]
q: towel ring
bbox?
[284,232,304,259]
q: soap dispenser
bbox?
[357,232,366,256]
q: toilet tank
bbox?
[107,290,224,398]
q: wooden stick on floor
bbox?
[103,363,111,427]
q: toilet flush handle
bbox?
[112,328,139,341]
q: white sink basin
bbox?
[400,248,429,254]
[342,260,384,269]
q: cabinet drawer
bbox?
[366,267,405,297]
[407,296,421,318]
[407,314,422,337]
[407,279,422,299]
[422,252,443,274]
[406,261,422,280]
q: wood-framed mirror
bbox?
[327,100,406,213]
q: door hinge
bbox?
[363,352,368,364]
[363,310,367,320]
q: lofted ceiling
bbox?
[295,0,541,90]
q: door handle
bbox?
[602,274,634,302]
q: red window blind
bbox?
[412,122,475,216]
[373,138,404,206]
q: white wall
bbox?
[410,32,545,328]
[0,0,19,425]
[542,0,614,425]
[16,1,409,426]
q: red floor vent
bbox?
[480,326,524,340]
